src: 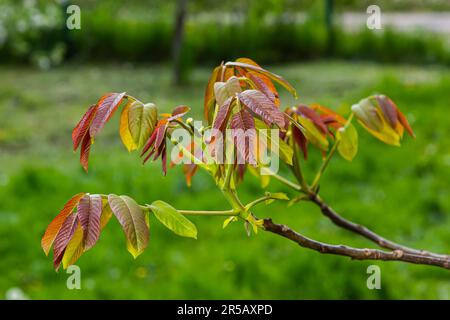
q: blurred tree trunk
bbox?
[172,0,188,85]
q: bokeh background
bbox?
[0,0,449,299]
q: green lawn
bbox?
[0,61,449,299]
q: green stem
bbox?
[311,140,340,192]
[143,204,237,216]
[290,136,310,191]
[178,209,238,216]
[261,167,302,192]
[222,164,234,190]
[245,194,286,211]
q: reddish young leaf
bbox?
[77,194,103,250]
[52,212,79,270]
[212,97,234,133]
[295,105,328,134]
[204,65,222,122]
[154,120,169,152]
[238,90,285,128]
[379,96,415,138]
[168,105,190,121]
[89,92,126,137]
[41,193,85,256]
[293,126,308,160]
[225,61,297,98]
[235,58,279,99]
[183,164,198,187]
[141,118,169,175]
[230,108,256,164]
[72,105,97,151]
[161,144,167,175]
[80,131,92,172]
[140,124,158,157]
[223,66,235,81]
[396,106,415,138]
[311,103,347,129]
[246,72,278,105]
[376,96,398,128]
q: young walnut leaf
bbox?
[336,122,358,161]
[73,92,128,171]
[295,105,328,134]
[89,92,126,137]
[246,72,278,106]
[80,131,92,172]
[230,108,256,165]
[52,212,79,270]
[234,59,279,105]
[119,101,138,152]
[41,192,85,256]
[77,194,103,250]
[351,95,414,146]
[100,199,113,229]
[108,194,149,258]
[225,60,297,98]
[214,76,242,107]
[204,65,222,122]
[61,224,85,270]
[120,101,158,151]
[141,119,169,174]
[297,116,329,152]
[168,105,190,121]
[238,90,285,128]
[212,97,234,133]
[292,125,308,159]
[72,105,97,151]
[311,103,347,130]
[150,200,197,239]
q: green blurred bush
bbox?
[0,0,450,69]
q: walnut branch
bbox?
[262,218,450,269]
[308,193,450,260]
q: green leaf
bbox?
[337,123,358,161]
[265,192,289,204]
[150,200,198,239]
[297,116,329,151]
[108,194,149,258]
[255,119,293,165]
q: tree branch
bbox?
[262,218,450,269]
[309,193,450,260]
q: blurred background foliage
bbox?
[0,0,449,299]
[1,0,450,71]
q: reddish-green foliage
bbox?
[42,58,417,270]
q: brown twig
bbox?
[308,193,450,260]
[262,218,450,269]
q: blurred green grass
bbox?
[0,61,449,299]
